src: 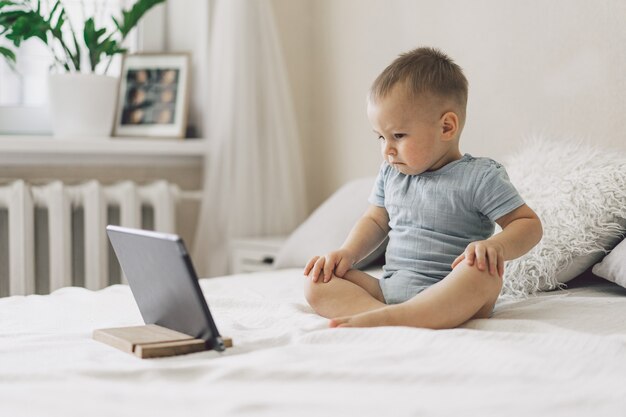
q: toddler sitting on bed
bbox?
[303,47,543,329]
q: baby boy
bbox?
[304,47,543,329]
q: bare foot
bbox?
[329,305,400,328]
[328,317,351,328]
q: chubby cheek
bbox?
[403,149,432,172]
[400,144,418,162]
[405,141,432,161]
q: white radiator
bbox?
[0,180,200,297]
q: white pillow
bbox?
[501,137,626,298]
[592,237,626,288]
[273,177,386,270]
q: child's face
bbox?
[367,84,459,175]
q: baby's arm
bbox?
[451,204,543,277]
[304,205,389,282]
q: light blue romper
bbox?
[369,154,525,304]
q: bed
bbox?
[1,267,626,416]
[2,138,626,416]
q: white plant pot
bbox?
[47,73,119,138]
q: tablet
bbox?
[106,225,225,352]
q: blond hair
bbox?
[370,47,468,122]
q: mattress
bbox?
[1,268,626,417]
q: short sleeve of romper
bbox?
[473,160,525,222]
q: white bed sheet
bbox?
[1,268,626,417]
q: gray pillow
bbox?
[273,177,386,270]
[592,237,626,288]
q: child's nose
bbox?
[384,142,396,156]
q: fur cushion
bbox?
[501,137,626,298]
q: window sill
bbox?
[0,135,209,166]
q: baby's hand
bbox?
[451,240,505,277]
[303,249,356,283]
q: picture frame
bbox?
[113,53,190,138]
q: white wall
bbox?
[273,0,626,210]
[163,0,210,137]
[168,0,626,213]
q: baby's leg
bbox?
[330,259,502,329]
[304,269,386,319]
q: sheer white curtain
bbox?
[193,0,307,277]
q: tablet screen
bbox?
[106,225,225,352]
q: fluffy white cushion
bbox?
[274,177,386,270]
[592,237,626,288]
[501,137,626,298]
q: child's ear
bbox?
[440,111,459,141]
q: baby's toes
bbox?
[329,317,352,328]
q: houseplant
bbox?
[0,0,166,137]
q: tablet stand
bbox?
[93,324,233,358]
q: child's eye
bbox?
[393,133,405,139]
[377,135,385,141]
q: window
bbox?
[0,0,164,134]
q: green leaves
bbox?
[83,17,125,72]
[46,1,80,71]
[0,5,50,46]
[113,0,166,39]
[0,0,167,74]
[0,0,76,71]
[0,45,15,69]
